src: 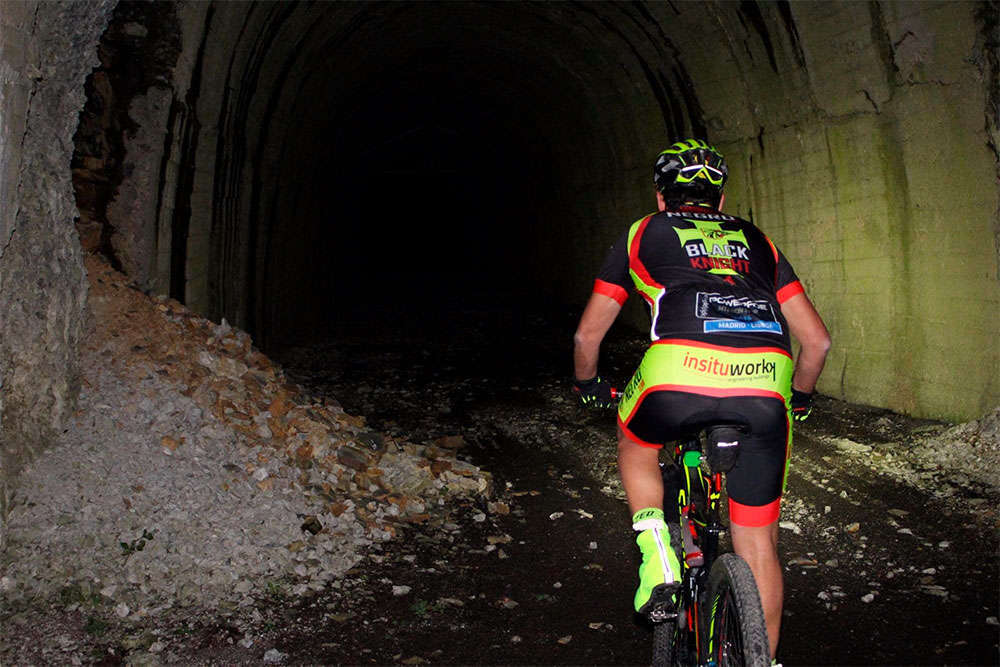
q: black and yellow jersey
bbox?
[593,206,803,352]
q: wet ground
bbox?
[256,299,998,666]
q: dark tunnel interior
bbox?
[314,67,549,322]
[72,1,696,364]
[244,4,636,355]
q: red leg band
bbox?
[729,497,781,527]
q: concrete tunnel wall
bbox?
[140,0,1000,420]
[0,1,998,543]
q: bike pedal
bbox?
[643,582,681,623]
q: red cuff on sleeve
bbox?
[776,280,804,304]
[594,279,628,306]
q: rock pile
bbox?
[1,256,491,619]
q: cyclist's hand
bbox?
[791,388,814,421]
[573,376,616,409]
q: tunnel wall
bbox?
[29,0,995,440]
[0,1,115,547]
[700,2,1000,421]
[177,1,1000,420]
[562,1,1000,421]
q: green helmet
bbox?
[653,139,728,204]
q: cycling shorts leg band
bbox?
[729,497,781,527]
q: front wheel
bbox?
[705,553,770,667]
[651,618,676,667]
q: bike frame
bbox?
[665,435,726,663]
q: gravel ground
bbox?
[1,267,996,665]
[0,259,493,665]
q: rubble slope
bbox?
[0,256,490,619]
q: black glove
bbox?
[791,388,814,422]
[573,376,616,409]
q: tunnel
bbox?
[0,0,998,545]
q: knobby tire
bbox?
[706,553,770,667]
[652,619,676,667]
[650,520,684,666]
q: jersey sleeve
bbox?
[593,232,632,306]
[774,246,805,304]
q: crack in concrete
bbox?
[2,4,45,269]
[0,227,16,265]
[861,89,880,113]
[869,0,901,88]
[972,1,1000,281]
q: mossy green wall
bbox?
[717,2,1000,421]
[565,1,999,422]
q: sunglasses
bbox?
[676,162,725,186]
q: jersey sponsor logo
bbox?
[622,367,646,403]
[688,255,751,273]
[695,292,782,334]
[663,211,736,221]
[681,352,777,382]
[696,293,771,320]
[673,221,750,276]
[704,320,781,333]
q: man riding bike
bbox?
[572,139,830,662]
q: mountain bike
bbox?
[646,424,771,667]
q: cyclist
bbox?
[573,139,830,661]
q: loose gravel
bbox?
[1,257,492,664]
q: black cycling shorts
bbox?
[617,340,793,526]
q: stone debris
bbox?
[488,501,510,515]
[557,635,573,644]
[788,556,818,567]
[1,257,492,622]
[919,585,948,598]
[779,521,802,534]
[263,648,288,664]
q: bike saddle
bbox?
[703,424,749,473]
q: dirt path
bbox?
[257,304,998,666]
[8,296,993,665]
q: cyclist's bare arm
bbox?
[780,292,831,393]
[574,292,622,381]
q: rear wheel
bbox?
[705,553,770,667]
